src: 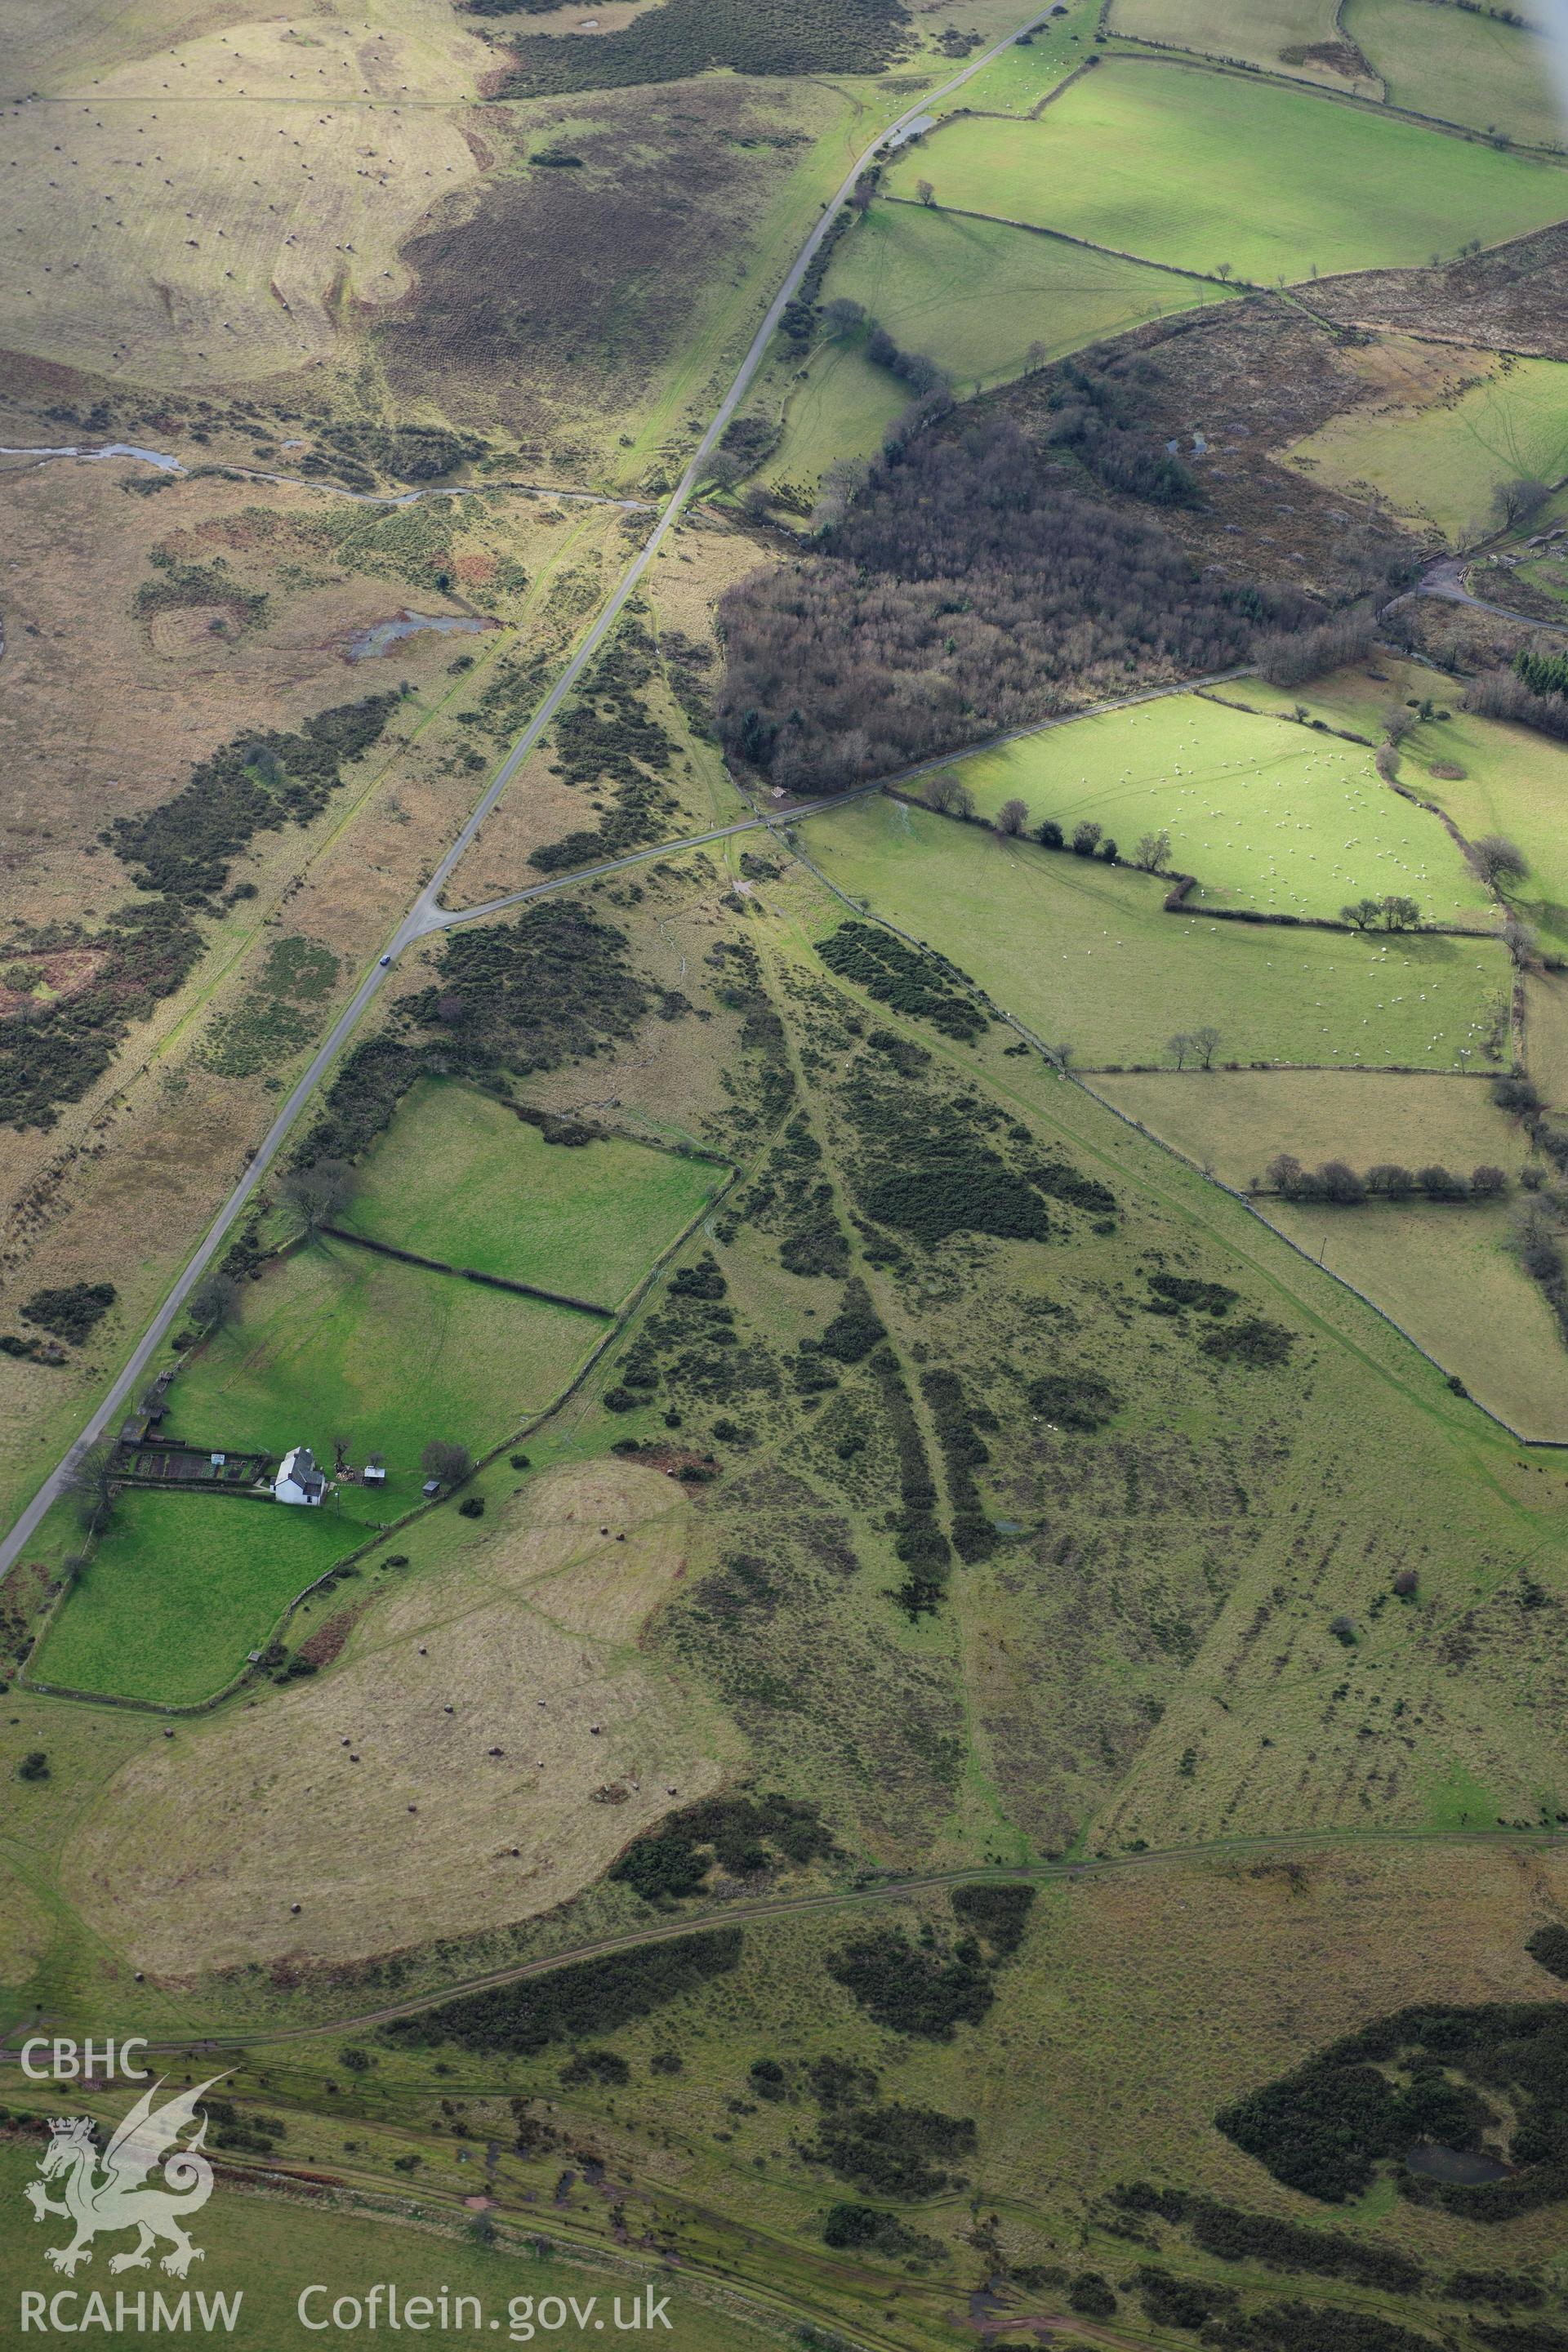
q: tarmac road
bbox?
[0,7,1058,1579]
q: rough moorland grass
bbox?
[1285,352,1568,542]
[171,1236,596,1481]
[1105,0,1380,93]
[342,1079,722,1306]
[1094,1067,1523,1186]
[33,1490,356,1705]
[1230,662,1568,951]
[816,202,1237,397]
[0,63,478,385]
[937,692,1490,924]
[1266,1194,1568,1438]
[0,2139,770,2352]
[63,1461,733,1976]
[886,60,1568,283]
[804,795,1509,1069]
[1346,0,1565,148]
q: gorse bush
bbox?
[382,1929,743,2054]
[493,0,909,90]
[816,922,987,1040]
[109,696,399,904]
[1,898,205,1130]
[1218,2001,1568,2211]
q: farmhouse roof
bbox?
[275,1444,327,1503]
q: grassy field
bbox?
[757,202,1236,489]
[1094,1066,1522,1183]
[1347,0,1566,147]
[757,337,908,501]
[1229,660,1568,952]
[169,1236,598,1481]
[886,60,1568,283]
[342,1080,724,1307]
[1285,351,1568,542]
[1106,0,1382,93]
[1527,967,1568,1110]
[1094,1067,1558,1430]
[802,794,1510,1068]
[1264,1193,1568,1437]
[817,200,1236,396]
[934,689,1492,922]
[15,1842,1568,2350]
[31,1490,357,1705]
[64,1460,737,1974]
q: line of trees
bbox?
[924,775,1127,864]
[1167,1027,1223,1069]
[1465,664,1568,745]
[1263,1153,1508,1205]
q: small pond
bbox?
[347,609,495,662]
[1405,2140,1512,2185]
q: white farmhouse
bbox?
[274,1446,327,1506]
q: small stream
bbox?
[0,443,651,510]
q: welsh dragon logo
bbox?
[24,2077,222,2278]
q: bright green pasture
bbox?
[1347,0,1565,148]
[342,1079,721,1307]
[803,795,1509,1069]
[1107,0,1381,95]
[886,62,1568,283]
[935,692,1491,923]
[1231,663,1568,951]
[33,1490,355,1704]
[760,203,1234,489]
[760,336,906,497]
[932,0,1098,114]
[1285,354,1568,542]
[171,1237,595,1484]
[817,203,1236,397]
